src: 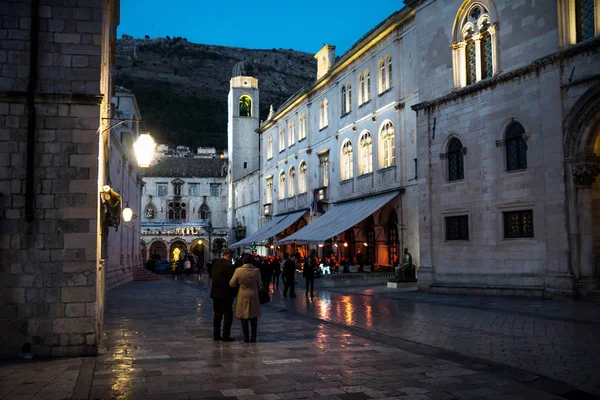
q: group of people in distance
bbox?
[208,249,320,343]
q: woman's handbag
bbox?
[258,286,271,304]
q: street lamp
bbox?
[133,133,156,168]
[122,203,133,222]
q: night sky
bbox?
[118,0,404,54]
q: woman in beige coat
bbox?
[229,253,261,343]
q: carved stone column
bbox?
[573,165,600,278]
[488,24,499,75]
[451,41,467,88]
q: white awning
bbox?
[230,215,287,248]
[230,210,307,248]
[251,210,307,243]
[276,192,398,245]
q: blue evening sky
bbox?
[118,1,404,54]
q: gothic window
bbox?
[387,56,393,89]
[358,74,365,105]
[279,127,285,152]
[157,184,166,196]
[265,177,273,204]
[199,203,210,221]
[299,114,307,140]
[319,101,325,128]
[445,215,469,240]
[189,184,197,197]
[267,136,273,159]
[359,131,373,175]
[381,121,395,168]
[289,121,296,146]
[323,99,329,127]
[365,70,371,101]
[210,183,220,197]
[379,59,386,93]
[168,202,186,220]
[341,140,354,181]
[453,3,498,87]
[347,83,352,112]
[239,95,252,117]
[504,210,534,238]
[288,166,296,197]
[447,138,465,181]
[505,122,528,171]
[144,203,156,219]
[278,171,286,200]
[576,0,596,42]
[341,85,347,115]
[298,161,307,193]
[319,153,330,187]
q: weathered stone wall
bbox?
[0,0,116,357]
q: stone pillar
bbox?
[473,33,482,82]
[573,165,600,279]
[488,25,499,75]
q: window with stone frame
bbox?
[505,122,528,171]
[189,184,198,197]
[445,215,469,241]
[452,3,498,88]
[504,210,534,239]
[447,138,465,181]
[239,95,252,117]
[289,121,296,146]
[379,59,387,93]
[341,140,354,181]
[319,153,330,187]
[279,127,285,152]
[299,114,307,140]
[278,171,286,200]
[381,121,395,168]
[157,184,167,197]
[267,136,273,159]
[320,99,329,128]
[265,177,273,204]
[387,56,393,89]
[199,203,210,222]
[298,161,307,193]
[210,184,220,197]
[365,70,371,101]
[576,0,597,42]
[359,74,365,105]
[341,83,352,115]
[144,203,156,219]
[359,131,373,175]
[168,202,187,220]
[288,166,296,197]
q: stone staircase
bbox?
[132,264,162,282]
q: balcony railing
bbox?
[277,199,287,213]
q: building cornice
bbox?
[412,36,600,114]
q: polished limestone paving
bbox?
[0,277,598,400]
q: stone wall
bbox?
[0,0,117,357]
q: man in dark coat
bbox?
[282,253,297,298]
[210,249,236,341]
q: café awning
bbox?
[276,192,398,245]
[230,210,307,248]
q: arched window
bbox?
[387,56,393,89]
[279,127,285,152]
[323,99,329,127]
[288,166,296,197]
[359,131,373,175]
[267,136,273,159]
[347,83,352,112]
[358,74,364,105]
[379,59,386,93]
[265,177,273,204]
[239,95,252,117]
[319,101,325,128]
[447,138,465,181]
[365,70,371,101]
[144,203,156,219]
[505,122,527,171]
[381,121,395,168]
[341,83,351,115]
[453,3,497,87]
[289,121,295,146]
[299,114,307,140]
[341,85,347,115]
[199,203,210,221]
[168,202,186,220]
[298,161,307,193]
[278,171,286,200]
[341,140,354,180]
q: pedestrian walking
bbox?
[282,253,296,298]
[210,249,236,342]
[271,256,281,286]
[258,257,271,290]
[304,249,318,299]
[184,256,191,278]
[229,253,261,343]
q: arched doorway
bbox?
[564,83,600,296]
[169,240,188,262]
[149,241,167,261]
[141,241,148,262]
[190,239,206,264]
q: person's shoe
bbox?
[250,337,256,343]
[221,337,235,342]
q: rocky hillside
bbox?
[115,36,317,150]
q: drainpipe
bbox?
[25,0,40,222]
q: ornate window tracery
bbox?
[288,166,296,197]
[359,131,373,175]
[381,121,395,168]
[341,140,354,180]
[278,171,286,200]
[298,161,307,193]
[168,202,186,220]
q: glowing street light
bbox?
[122,203,133,222]
[133,133,156,167]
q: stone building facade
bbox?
[141,157,228,263]
[0,0,120,357]
[410,0,600,298]
[106,87,143,290]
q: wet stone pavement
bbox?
[0,278,597,400]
